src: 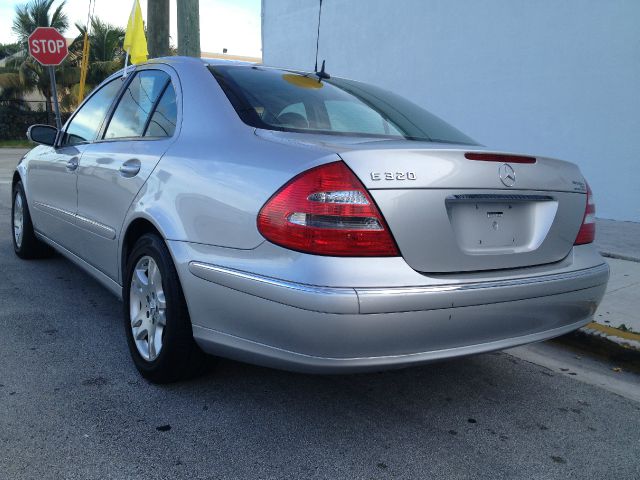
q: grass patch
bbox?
[0,139,35,148]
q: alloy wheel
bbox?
[13,193,24,249]
[129,256,167,361]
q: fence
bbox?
[0,100,70,140]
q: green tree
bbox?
[12,0,68,45]
[0,66,29,107]
[64,17,125,108]
[0,0,71,120]
[0,43,21,58]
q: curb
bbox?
[581,322,640,349]
[555,322,640,371]
[600,251,640,263]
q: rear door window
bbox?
[104,70,170,139]
[144,83,177,137]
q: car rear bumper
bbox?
[191,315,595,373]
[170,241,609,373]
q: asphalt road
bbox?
[1,148,639,480]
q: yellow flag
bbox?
[123,0,148,64]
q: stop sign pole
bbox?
[46,67,62,131]
[28,27,69,131]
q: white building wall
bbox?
[262,0,640,221]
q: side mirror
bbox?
[27,124,58,146]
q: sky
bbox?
[0,0,262,57]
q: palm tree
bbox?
[1,0,70,121]
[64,17,125,108]
[12,0,68,45]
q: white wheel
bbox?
[129,256,167,361]
[123,234,207,383]
[13,192,24,249]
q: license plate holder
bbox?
[447,200,532,252]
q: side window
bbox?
[104,70,170,139]
[62,78,122,146]
[144,83,177,137]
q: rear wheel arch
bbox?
[122,230,208,382]
[12,171,22,191]
[121,218,165,283]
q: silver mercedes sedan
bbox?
[12,57,609,383]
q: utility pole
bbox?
[177,0,200,57]
[147,0,170,58]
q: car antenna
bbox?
[313,0,330,81]
[316,60,331,81]
[314,0,323,72]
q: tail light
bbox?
[257,161,399,256]
[574,182,595,245]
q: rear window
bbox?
[104,70,170,139]
[209,65,476,144]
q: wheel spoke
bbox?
[131,311,144,328]
[155,310,166,328]
[156,291,166,309]
[135,327,147,341]
[148,325,157,359]
[132,276,143,294]
[148,260,158,287]
[135,268,149,289]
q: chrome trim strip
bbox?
[188,262,359,314]
[33,201,75,220]
[189,262,350,296]
[357,263,610,297]
[191,261,608,297]
[357,263,609,314]
[188,261,608,314]
[75,214,116,240]
[33,202,116,240]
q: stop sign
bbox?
[28,27,68,66]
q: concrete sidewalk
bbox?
[596,218,640,262]
[579,220,640,354]
[583,257,640,352]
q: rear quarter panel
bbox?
[121,61,339,260]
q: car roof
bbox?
[144,56,322,77]
[146,55,258,68]
[105,56,263,85]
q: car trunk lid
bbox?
[254,130,587,273]
[338,147,587,273]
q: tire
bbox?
[123,233,208,383]
[11,181,53,259]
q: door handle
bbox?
[66,157,78,171]
[119,159,141,177]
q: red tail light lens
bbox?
[574,182,595,245]
[257,161,399,256]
